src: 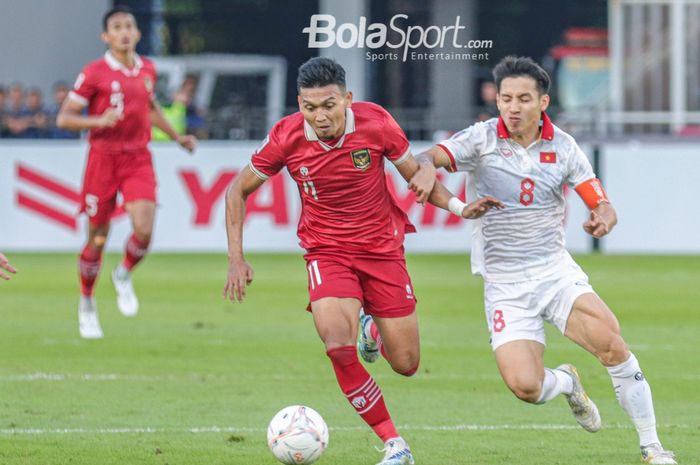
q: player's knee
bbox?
[133,228,152,244]
[508,380,541,403]
[89,235,107,251]
[390,355,420,377]
[596,336,628,366]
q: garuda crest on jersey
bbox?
[350,148,371,170]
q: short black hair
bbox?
[103,5,136,31]
[492,56,550,95]
[296,57,346,92]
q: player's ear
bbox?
[540,93,550,112]
[100,31,109,45]
[345,91,353,106]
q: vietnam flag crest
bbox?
[540,151,557,163]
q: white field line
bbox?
[2,371,700,382]
[0,423,693,435]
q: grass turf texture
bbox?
[0,253,698,465]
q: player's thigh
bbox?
[373,312,419,367]
[494,339,546,393]
[81,150,119,225]
[310,297,363,349]
[484,280,546,351]
[564,292,628,366]
[305,255,363,305]
[119,149,157,213]
[124,199,156,237]
[356,255,416,319]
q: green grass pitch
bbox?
[0,253,698,464]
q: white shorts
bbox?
[483,260,595,350]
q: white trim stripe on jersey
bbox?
[248,162,269,181]
[67,91,88,107]
[436,143,457,172]
[392,148,412,166]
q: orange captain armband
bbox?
[574,178,609,209]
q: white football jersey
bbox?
[439,114,595,283]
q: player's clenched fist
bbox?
[99,107,122,128]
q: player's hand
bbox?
[99,107,122,128]
[0,253,17,281]
[176,135,197,154]
[461,196,504,219]
[408,161,437,204]
[583,210,610,238]
[223,258,254,303]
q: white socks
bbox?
[607,353,660,446]
[536,368,574,404]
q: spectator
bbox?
[476,80,499,122]
[152,84,188,141]
[24,87,50,138]
[0,86,7,136]
[181,76,208,139]
[4,83,31,138]
[48,82,80,139]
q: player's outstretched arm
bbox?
[0,253,17,281]
[56,98,121,131]
[149,100,197,153]
[410,146,504,218]
[223,166,266,303]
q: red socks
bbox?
[326,346,399,442]
[123,233,150,271]
[79,245,102,297]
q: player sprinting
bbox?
[223,57,500,465]
[57,6,196,339]
[410,56,677,465]
[0,253,17,281]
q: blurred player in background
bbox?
[411,56,676,465]
[57,5,196,339]
[223,57,500,465]
[0,253,17,281]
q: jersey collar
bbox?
[497,111,554,142]
[303,107,356,151]
[104,51,143,77]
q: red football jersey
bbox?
[69,52,156,151]
[250,102,416,255]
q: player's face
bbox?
[101,13,141,54]
[298,85,352,140]
[496,76,549,138]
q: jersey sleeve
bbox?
[436,122,487,172]
[382,109,411,165]
[68,65,98,107]
[249,125,285,180]
[565,141,596,187]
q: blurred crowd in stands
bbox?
[0,82,79,139]
[1,78,499,141]
[0,78,208,141]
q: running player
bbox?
[57,5,196,339]
[410,56,676,465]
[223,57,500,465]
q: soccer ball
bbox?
[267,405,329,464]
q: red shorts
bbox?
[304,251,417,318]
[80,147,157,225]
